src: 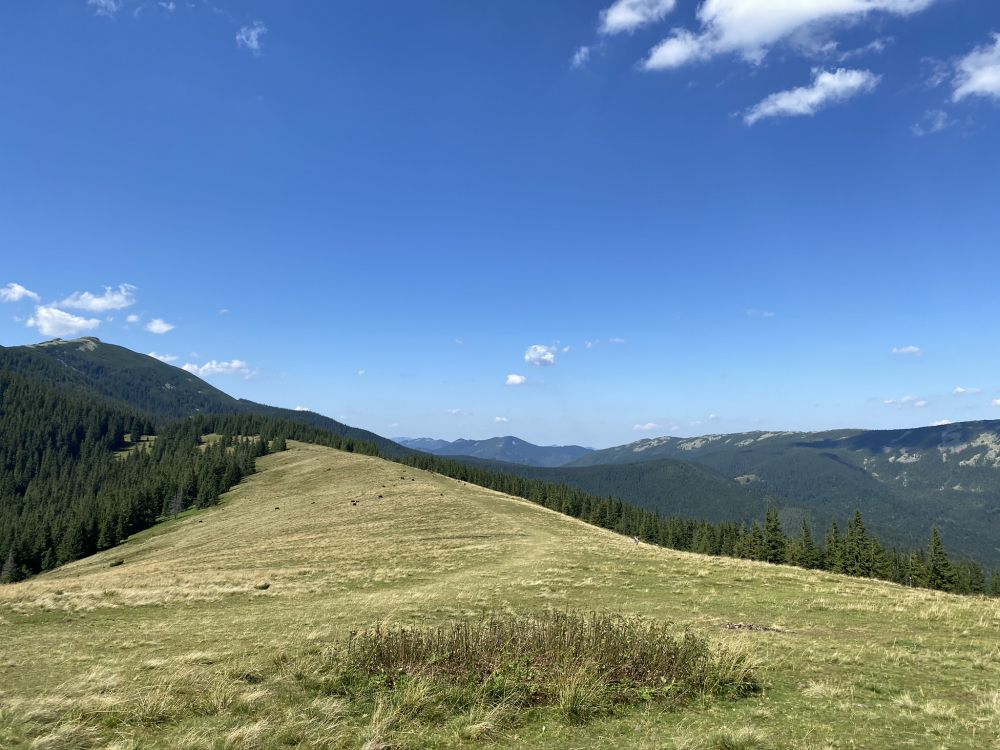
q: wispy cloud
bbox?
[147,352,178,363]
[891,345,922,356]
[600,0,676,35]
[571,45,591,69]
[524,344,557,367]
[61,283,136,313]
[27,306,100,337]
[633,422,661,431]
[746,308,776,318]
[993,399,1000,408]
[608,337,627,344]
[911,108,955,136]
[0,283,40,303]
[145,318,174,334]
[182,359,255,378]
[88,0,122,18]
[495,416,509,423]
[506,373,527,386]
[953,33,1000,102]
[744,68,880,126]
[643,0,936,70]
[236,21,267,55]
[953,386,981,396]
[126,313,140,324]
[883,395,928,408]
[357,369,366,376]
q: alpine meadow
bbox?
[3,2,1000,749]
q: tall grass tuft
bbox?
[333,610,758,716]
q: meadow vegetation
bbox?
[1,442,998,749]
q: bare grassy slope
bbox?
[1,442,998,749]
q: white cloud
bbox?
[61,283,136,312]
[642,0,935,70]
[26,306,101,337]
[495,416,509,423]
[562,345,572,353]
[744,68,880,125]
[838,36,893,61]
[145,318,174,334]
[953,33,1000,102]
[0,283,40,303]
[911,108,955,136]
[126,313,140,324]
[633,422,661,431]
[88,0,122,17]
[600,0,677,35]
[147,352,178,363]
[931,419,953,426]
[294,406,311,412]
[993,399,1000,407]
[357,369,366,376]
[182,359,254,378]
[891,345,922,356]
[525,344,557,366]
[571,45,592,69]
[953,386,981,396]
[446,408,462,415]
[158,1,176,11]
[236,21,267,55]
[883,395,928,408]
[505,373,527,386]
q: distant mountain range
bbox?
[394,436,593,468]
[461,426,1000,566]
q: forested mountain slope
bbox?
[564,427,1000,566]
[0,337,408,457]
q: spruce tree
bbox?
[764,507,786,564]
[926,528,956,592]
[798,519,818,569]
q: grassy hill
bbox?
[1,442,997,749]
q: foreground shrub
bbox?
[328,610,758,721]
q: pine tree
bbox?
[749,521,766,561]
[764,507,786,564]
[824,520,843,573]
[926,528,956,592]
[797,519,818,569]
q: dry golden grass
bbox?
[1,442,999,749]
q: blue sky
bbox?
[2,0,999,448]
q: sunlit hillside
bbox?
[2,442,998,749]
